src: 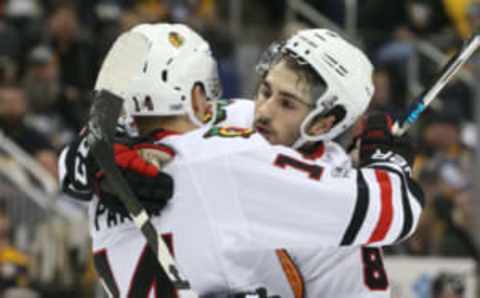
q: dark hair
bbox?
[280,53,327,105]
[256,52,327,104]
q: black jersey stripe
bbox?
[340,171,370,245]
[93,249,120,297]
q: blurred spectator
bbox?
[23,46,59,115]
[4,0,42,20]
[431,272,465,298]
[416,112,473,193]
[443,0,473,40]
[22,45,76,148]
[4,0,45,74]
[0,206,31,293]
[419,113,469,160]
[405,0,450,38]
[92,2,124,71]
[0,56,18,85]
[119,9,144,32]
[370,67,407,116]
[134,0,170,23]
[466,2,480,34]
[0,21,21,62]
[45,2,96,91]
[410,112,477,258]
[3,287,40,298]
[0,85,57,178]
[358,0,408,54]
[30,217,88,298]
[438,79,474,122]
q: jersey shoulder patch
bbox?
[203,99,235,125]
[204,126,254,139]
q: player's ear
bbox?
[307,115,336,136]
[191,83,209,118]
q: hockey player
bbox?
[208,33,403,297]
[60,24,423,297]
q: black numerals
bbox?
[361,247,389,291]
[274,154,324,180]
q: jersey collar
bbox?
[298,142,325,160]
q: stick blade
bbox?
[95,31,150,97]
[87,90,123,146]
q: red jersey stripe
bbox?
[368,170,393,243]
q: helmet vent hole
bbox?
[174,86,181,91]
[324,53,338,65]
[143,62,148,73]
[326,31,337,38]
[322,54,348,77]
[162,70,168,82]
[181,96,186,101]
[167,58,173,65]
[293,42,299,47]
[305,50,310,55]
[314,33,326,41]
[337,65,348,76]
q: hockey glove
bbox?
[95,140,175,216]
[359,111,414,172]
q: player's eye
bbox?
[280,98,297,110]
[258,83,272,100]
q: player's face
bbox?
[254,60,313,146]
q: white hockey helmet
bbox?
[124,23,222,126]
[278,29,374,146]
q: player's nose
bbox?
[256,96,276,119]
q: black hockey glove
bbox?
[359,111,414,173]
[94,138,175,216]
[96,169,173,216]
[230,287,280,298]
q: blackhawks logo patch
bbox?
[202,99,233,124]
[168,32,184,48]
[204,126,254,138]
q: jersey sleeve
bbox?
[225,144,424,249]
[59,109,136,201]
[58,136,95,201]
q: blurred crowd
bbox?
[0,0,477,297]
[356,0,479,262]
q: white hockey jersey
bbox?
[88,100,423,297]
[216,99,391,298]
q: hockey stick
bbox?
[391,35,480,136]
[88,31,198,298]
